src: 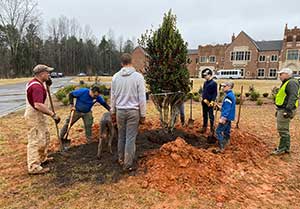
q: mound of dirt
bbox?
[138,130,269,202]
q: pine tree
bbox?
[139,10,191,131]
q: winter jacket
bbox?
[201,79,217,102]
[220,90,236,121]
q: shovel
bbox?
[63,109,75,141]
[207,105,219,144]
[188,97,194,128]
[46,84,63,151]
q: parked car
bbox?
[77,72,87,77]
[58,72,64,77]
[50,72,58,78]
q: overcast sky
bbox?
[39,0,300,48]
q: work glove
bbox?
[203,99,210,105]
[52,113,61,124]
[45,78,52,86]
[209,101,215,107]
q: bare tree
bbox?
[0,0,38,73]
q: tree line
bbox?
[0,0,135,78]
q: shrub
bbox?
[250,91,260,101]
[256,99,263,106]
[62,97,69,106]
[103,95,109,102]
[248,85,255,92]
[236,97,241,105]
[235,92,241,97]
[263,93,269,98]
[198,87,203,95]
[193,94,200,102]
[245,92,250,97]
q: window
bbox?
[297,36,300,42]
[287,36,293,42]
[200,56,207,63]
[209,56,216,63]
[240,69,244,77]
[259,55,266,62]
[269,68,277,77]
[245,51,251,60]
[196,58,199,63]
[258,69,265,77]
[231,51,251,61]
[271,55,278,62]
[287,50,299,60]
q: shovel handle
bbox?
[64,109,75,140]
[46,84,63,151]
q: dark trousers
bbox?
[202,101,214,128]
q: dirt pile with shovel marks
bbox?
[138,130,269,202]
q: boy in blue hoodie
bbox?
[215,81,236,153]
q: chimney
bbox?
[231,33,235,42]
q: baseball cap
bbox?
[33,64,54,74]
[202,68,213,76]
[221,81,234,88]
[277,68,293,75]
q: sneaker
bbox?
[28,167,50,175]
[271,147,288,155]
[199,127,207,134]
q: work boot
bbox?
[28,167,50,175]
[271,147,288,155]
[212,140,226,154]
[199,127,207,134]
[180,116,185,127]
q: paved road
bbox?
[0,77,74,117]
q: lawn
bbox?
[0,77,31,86]
[1,84,300,208]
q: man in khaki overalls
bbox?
[24,64,61,174]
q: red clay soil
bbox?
[138,130,269,202]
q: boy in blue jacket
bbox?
[215,81,236,153]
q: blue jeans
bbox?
[216,121,231,143]
[116,109,140,168]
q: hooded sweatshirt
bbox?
[111,67,146,117]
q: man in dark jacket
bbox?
[272,68,299,155]
[200,68,218,133]
[215,81,236,153]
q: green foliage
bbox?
[62,97,69,106]
[263,93,269,98]
[250,91,260,101]
[55,85,76,105]
[236,97,241,105]
[235,92,241,97]
[138,10,191,130]
[198,87,203,95]
[139,10,191,95]
[193,94,200,102]
[256,99,263,106]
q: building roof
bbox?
[239,31,282,51]
[255,40,283,51]
[188,49,198,54]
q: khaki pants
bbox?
[24,105,50,173]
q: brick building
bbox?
[132,24,300,79]
[197,24,300,79]
[131,46,199,76]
